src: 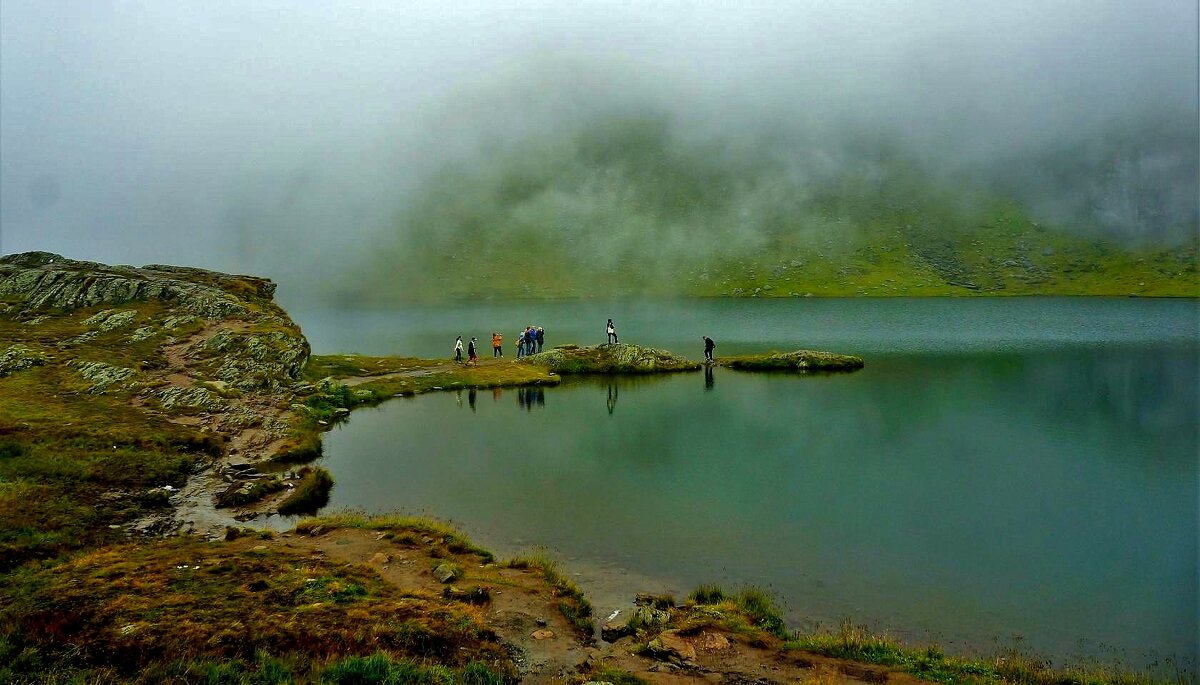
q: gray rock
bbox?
[69,360,136,393]
[433,564,458,583]
[0,344,47,377]
[601,621,633,642]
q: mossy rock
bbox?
[718,350,864,372]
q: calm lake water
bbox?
[287,298,1199,670]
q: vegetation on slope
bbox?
[356,113,1197,300]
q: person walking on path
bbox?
[454,336,464,363]
[536,326,544,353]
[467,337,479,366]
[492,332,503,357]
[703,336,716,363]
[606,319,618,344]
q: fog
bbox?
[1,1,1196,299]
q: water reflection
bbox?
[517,386,545,411]
[607,382,618,415]
[704,365,714,391]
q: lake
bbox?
[286,297,1199,671]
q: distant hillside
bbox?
[353,113,1197,300]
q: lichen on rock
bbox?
[523,343,701,374]
[0,344,47,377]
[69,360,137,393]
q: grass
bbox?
[350,112,1199,301]
[683,584,789,641]
[503,551,594,635]
[0,536,514,682]
[783,623,1191,685]
[276,467,334,516]
[293,514,495,564]
[0,366,218,568]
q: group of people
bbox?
[455,320,716,365]
[513,326,544,358]
[455,326,546,364]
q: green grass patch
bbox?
[277,467,334,516]
[783,623,1188,685]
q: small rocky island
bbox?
[718,350,865,372]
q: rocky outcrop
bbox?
[0,252,309,386]
[523,343,701,374]
[0,251,274,319]
[0,344,46,377]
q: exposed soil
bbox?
[274,527,928,685]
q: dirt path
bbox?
[337,356,512,387]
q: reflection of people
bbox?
[702,336,716,363]
[606,319,618,344]
[468,387,477,412]
[536,387,545,406]
[705,364,714,390]
[492,387,502,401]
[606,382,618,415]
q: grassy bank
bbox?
[668,584,1189,685]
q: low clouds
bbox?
[1,1,1195,295]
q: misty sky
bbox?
[1,1,1196,294]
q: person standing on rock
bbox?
[454,336,464,363]
[526,326,537,354]
[492,332,503,357]
[536,326,544,353]
[702,336,716,363]
[467,336,479,366]
[606,319,618,344]
[516,330,526,359]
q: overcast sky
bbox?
[1,1,1196,291]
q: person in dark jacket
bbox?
[535,326,544,353]
[702,336,715,363]
[467,337,478,366]
[606,319,618,344]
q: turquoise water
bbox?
[293,298,1198,670]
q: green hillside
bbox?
[357,114,1197,300]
